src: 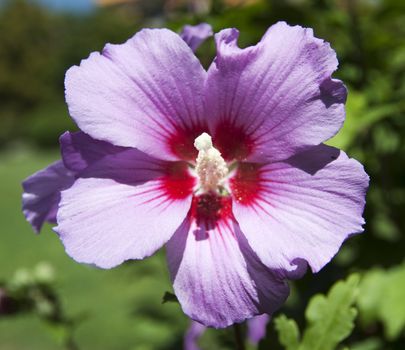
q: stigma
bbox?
[194,133,228,193]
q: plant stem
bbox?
[233,323,245,350]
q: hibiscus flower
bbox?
[22,22,369,328]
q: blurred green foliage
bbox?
[0,0,404,349]
[0,0,139,147]
[0,262,79,349]
[357,262,405,340]
[275,275,359,350]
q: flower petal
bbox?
[60,131,125,173]
[65,28,207,160]
[56,174,193,269]
[205,22,346,162]
[56,146,195,268]
[166,214,289,328]
[231,145,369,276]
[61,130,196,198]
[180,23,213,52]
[22,161,75,233]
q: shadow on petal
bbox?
[286,144,340,175]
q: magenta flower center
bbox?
[175,131,261,226]
[165,123,259,224]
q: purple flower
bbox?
[22,22,369,328]
[185,314,270,349]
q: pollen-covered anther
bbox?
[194,133,228,193]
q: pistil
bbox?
[194,133,228,193]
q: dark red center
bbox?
[167,121,254,162]
[191,193,232,227]
[168,123,208,161]
[164,122,262,221]
[160,161,195,200]
[230,163,263,206]
[213,121,254,161]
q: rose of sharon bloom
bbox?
[22,22,369,328]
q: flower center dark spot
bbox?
[168,124,208,160]
[192,192,232,227]
[168,121,254,162]
[214,121,254,161]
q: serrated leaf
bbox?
[274,314,300,350]
[299,274,359,350]
[275,275,359,350]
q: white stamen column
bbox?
[194,133,228,193]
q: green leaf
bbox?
[357,262,405,340]
[356,269,385,325]
[299,274,359,350]
[380,266,405,339]
[275,275,359,350]
[43,323,70,346]
[350,338,384,350]
[274,314,300,350]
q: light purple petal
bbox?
[247,314,270,344]
[205,22,346,162]
[60,131,125,173]
[180,23,213,52]
[231,145,369,276]
[166,216,289,328]
[22,161,75,233]
[184,321,206,350]
[56,175,193,269]
[58,131,196,268]
[65,28,207,161]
